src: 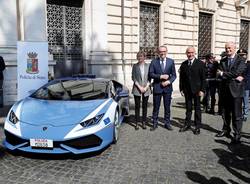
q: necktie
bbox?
[229,58,234,68]
[188,60,192,67]
[161,59,165,72]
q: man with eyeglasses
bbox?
[149,45,177,131]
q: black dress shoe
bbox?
[150,126,156,131]
[179,125,191,132]
[164,124,173,131]
[135,123,139,130]
[215,131,230,138]
[193,128,200,135]
[231,134,241,144]
[150,124,158,131]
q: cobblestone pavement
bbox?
[0,98,249,184]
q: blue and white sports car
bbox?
[3,77,129,154]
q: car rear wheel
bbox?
[113,110,119,144]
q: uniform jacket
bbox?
[244,61,250,90]
[219,54,246,98]
[132,62,151,96]
[179,58,206,94]
[149,57,176,94]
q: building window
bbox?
[47,0,83,77]
[198,12,212,59]
[139,2,160,59]
[240,20,249,51]
[47,3,82,61]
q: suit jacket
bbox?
[219,54,246,98]
[179,58,206,94]
[0,56,5,80]
[149,57,176,94]
[132,62,151,96]
[244,61,250,90]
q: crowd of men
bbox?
[132,41,249,144]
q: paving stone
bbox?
[0,98,249,183]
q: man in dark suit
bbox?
[179,47,206,135]
[149,45,176,131]
[215,42,246,144]
[203,53,219,114]
[0,56,6,107]
[237,49,250,122]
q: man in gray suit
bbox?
[216,42,246,144]
[132,51,151,130]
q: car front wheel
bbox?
[113,110,119,144]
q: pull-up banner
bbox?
[17,41,48,100]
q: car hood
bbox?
[13,97,109,126]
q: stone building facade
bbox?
[1,0,250,105]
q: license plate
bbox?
[30,139,53,148]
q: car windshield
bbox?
[31,79,109,100]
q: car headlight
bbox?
[9,110,19,124]
[80,113,104,128]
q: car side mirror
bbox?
[114,88,128,101]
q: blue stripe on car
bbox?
[103,117,111,125]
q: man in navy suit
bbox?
[149,45,177,131]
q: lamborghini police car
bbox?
[3,76,129,154]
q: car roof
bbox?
[53,77,111,83]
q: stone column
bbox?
[20,0,47,41]
[0,0,19,105]
[84,0,112,78]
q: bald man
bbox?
[215,42,246,144]
[179,47,206,135]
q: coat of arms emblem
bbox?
[26,52,39,74]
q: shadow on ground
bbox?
[172,101,186,109]
[185,171,229,184]
[213,139,250,183]
[125,114,183,130]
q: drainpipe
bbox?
[121,0,126,85]
[16,0,24,41]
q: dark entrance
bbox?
[47,0,84,78]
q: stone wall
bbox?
[1,0,250,105]
[104,0,250,94]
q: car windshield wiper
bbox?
[60,80,71,98]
